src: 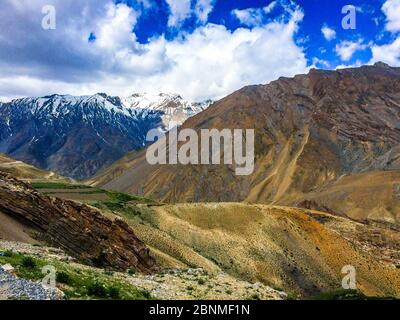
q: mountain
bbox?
[42,180,400,298]
[17,173,400,297]
[89,63,400,225]
[0,93,211,180]
[122,93,212,131]
[1,155,399,298]
[127,203,400,297]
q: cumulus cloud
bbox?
[335,40,367,61]
[370,38,400,66]
[165,0,216,27]
[369,0,400,66]
[194,0,216,23]
[321,25,336,41]
[312,57,330,68]
[382,0,400,32]
[135,20,308,101]
[0,0,308,101]
[232,1,277,27]
[95,3,139,50]
[165,0,191,27]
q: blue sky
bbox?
[0,0,399,101]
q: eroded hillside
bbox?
[89,63,400,225]
[97,202,400,297]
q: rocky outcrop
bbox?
[296,200,343,217]
[0,171,157,273]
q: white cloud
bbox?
[321,25,336,41]
[165,0,191,27]
[382,0,400,32]
[165,0,216,27]
[0,0,309,102]
[312,57,330,68]
[335,40,367,61]
[368,0,400,67]
[95,3,139,50]
[370,38,400,66]
[232,1,277,27]
[335,60,363,70]
[136,20,308,101]
[194,0,216,23]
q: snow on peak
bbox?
[1,92,213,131]
[121,92,212,130]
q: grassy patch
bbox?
[32,181,155,207]
[0,250,153,300]
[31,182,89,190]
[93,191,156,212]
[106,191,155,204]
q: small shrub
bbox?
[3,250,14,257]
[87,281,108,298]
[56,271,72,285]
[107,286,121,299]
[250,293,260,300]
[127,268,136,275]
[197,278,205,285]
[141,290,152,299]
[21,256,36,269]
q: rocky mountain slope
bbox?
[0,153,67,181]
[94,202,400,297]
[0,171,156,273]
[90,63,400,225]
[1,165,399,298]
[0,240,286,300]
[0,93,211,180]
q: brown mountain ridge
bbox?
[89,63,400,225]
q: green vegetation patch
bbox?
[0,250,153,300]
[31,181,155,207]
[31,182,89,190]
[93,190,156,212]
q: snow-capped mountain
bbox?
[122,93,212,131]
[0,93,212,180]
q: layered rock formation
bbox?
[0,171,156,273]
